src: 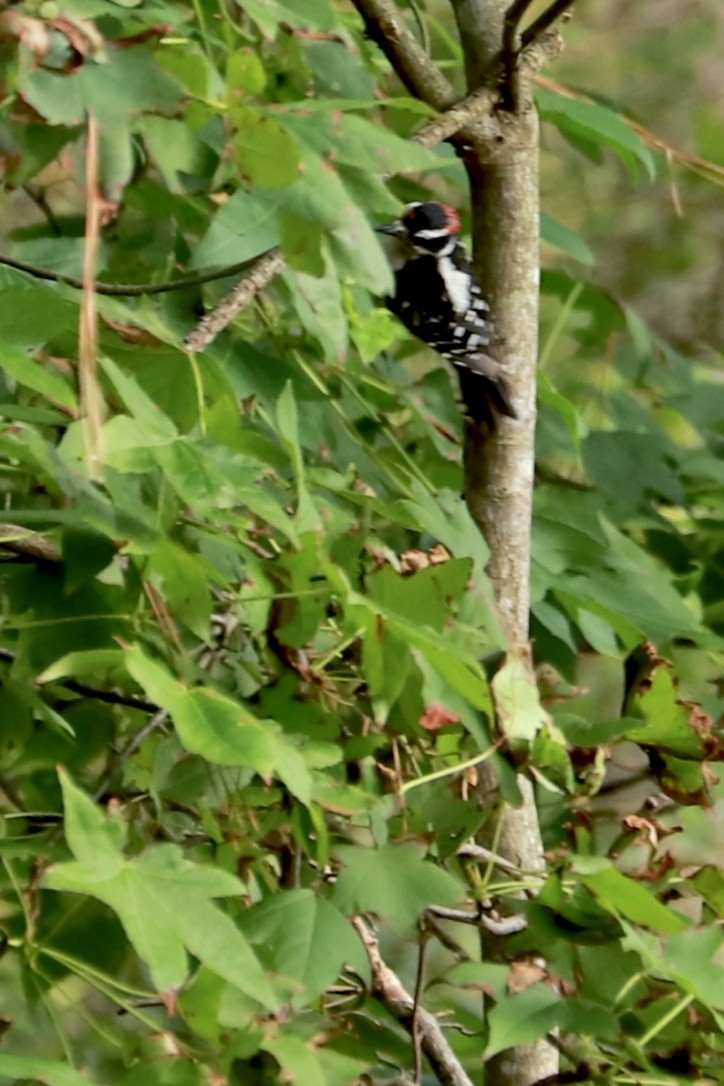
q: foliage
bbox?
[0,1,722,1084]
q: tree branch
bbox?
[501,0,537,109]
[0,252,261,296]
[425,904,528,935]
[0,645,160,714]
[520,0,578,50]
[351,916,475,1086]
[413,28,563,149]
[0,523,62,564]
[350,0,456,109]
[184,248,286,353]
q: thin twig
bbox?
[0,253,263,296]
[351,916,475,1086]
[520,0,578,50]
[412,922,430,1084]
[425,903,529,935]
[22,184,61,236]
[503,0,538,56]
[456,841,520,872]
[93,708,169,800]
[79,112,104,479]
[61,680,158,715]
[501,0,537,109]
[0,644,160,714]
[421,913,471,959]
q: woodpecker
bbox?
[376,201,516,425]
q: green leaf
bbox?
[37,648,126,685]
[274,381,322,529]
[265,1034,326,1086]
[279,212,325,276]
[57,769,126,873]
[573,858,688,934]
[100,355,178,435]
[332,842,463,932]
[124,646,312,804]
[283,254,348,362]
[584,430,684,514]
[0,1054,95,1086]
[541,211,594,265]
[486,986,561,1058]
[555,998,618,1042]
[491,647,550,741]
[0,341,77,409]
[384,608,492,712]
[191,188,282,268]
[139,116,216,195]
[444,960,510,999]
[624,665,709,758]
[366,559,472,632]
[234,0,335,36]
[662,927,724,1010]
[146,538,215,640]
[242,890,366,1002]
[231,107,301,188]
[359,612,411,721]
[227,49,266,99]
[62,525,117,591]
[18,48,183,127]
[284,111,439,175]
[536,87,656,180]
[0,286,78,347]
[46,773,278,1006]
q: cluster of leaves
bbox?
[0,1,722,1084]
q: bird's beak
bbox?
[375,220,406,236]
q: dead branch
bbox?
[0,524,62,564]
[351,916,475,1086]
[184,248,285,353]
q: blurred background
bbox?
[544,0,723,356]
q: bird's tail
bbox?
[454,355,517,428]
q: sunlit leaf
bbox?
[45,773,278,1006]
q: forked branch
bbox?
[351,916,475,1086]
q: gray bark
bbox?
[451,2,558,1084]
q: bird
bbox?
[376,200,516,426]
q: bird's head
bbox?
[376,201,461,257]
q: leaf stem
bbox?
[637,992,695,1048]
[538,279,583,371]
[400,740,501,795]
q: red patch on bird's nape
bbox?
[443,205,461,234]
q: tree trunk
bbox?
[451,2,558,1084]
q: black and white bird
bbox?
[376,201,516,425]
